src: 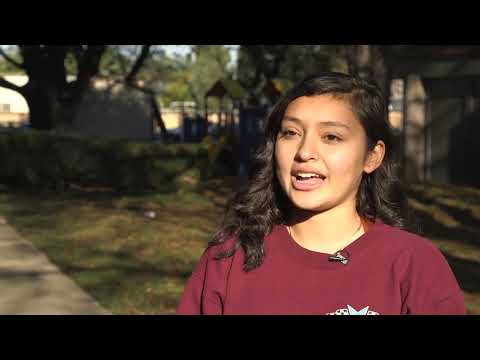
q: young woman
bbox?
[177,72,466,315]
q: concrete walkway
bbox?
[0,216,110,315]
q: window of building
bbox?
[0,104,11,113]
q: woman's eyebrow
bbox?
[318,121,351,130]
[282,115,302,125]
[282,116,350,130]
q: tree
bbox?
[0,46,107,130]
[0,45,174,138]
[343,45,389,98]
[237,45,347,104]
[138,47,196,107]
[236,45,392,105]
[237,45,289,91]
[0,47,23,74]
[188,45,233,109]
[141,45,234,111]
[101,45,172,141]
[122,45,171,141]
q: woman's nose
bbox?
[296,136,319,162]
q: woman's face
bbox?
[275,94,380,213]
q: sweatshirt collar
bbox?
[272,218,386,270]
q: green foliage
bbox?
[189,45,233,108]
[123,45,236,109]
[280,45,346,82]
[237,45,347,92]
[200,134,238,179]
[161,80,192,106]
[99,46,134,77]
[0,47,24,75]
[64,52,78,76]
[0,130,209,192]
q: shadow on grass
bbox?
[1,184,229,236]
[0,269,58,280]
[52,247,196,311]
[2,180,181,209]
[60,246,195,279]
[407,186,480,229]
[0,178,239,313]
[406,188,480,248]
[1,173,240,217]
[411,209,480,249]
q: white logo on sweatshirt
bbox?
[326,305,380,315]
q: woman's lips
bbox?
[291,175,325,191]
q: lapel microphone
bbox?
[328,251,349,265]
[327,219,362,266]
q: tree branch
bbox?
[116,48,129,77]
[71,45,85,69]
[0,76,24,93]
[125,45,152,85]
[125,80,170,141]
[75,45,107,93]
[269,45,288,80]
[0,48,24,69]
[343,45,356,74]
[185,78,200,105]
[18,46,43,72]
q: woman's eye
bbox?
[280,129,299,138]
[324,134,342,142]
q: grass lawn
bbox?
[0,178,478,315]
[0,177,235,314]
[406,182,480,315]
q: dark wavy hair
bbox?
[209,72,416,272]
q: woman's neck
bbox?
[287,203,365,254]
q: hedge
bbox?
[0,130,211,192]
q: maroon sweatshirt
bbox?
[177,219,466,315]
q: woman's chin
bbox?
[289,196,332,213]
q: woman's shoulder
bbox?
[199,236,242,279]
[375,221,464,313]
[205,225,283,259]
[204,235,239,259]
[373,220,446,265]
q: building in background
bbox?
[385,45,480,186]
[0,75,29,127]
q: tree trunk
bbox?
[18,45,106,131]
[23,84,63,130]
[148,93,169,141]
[344,45,389,96]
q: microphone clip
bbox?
[328,251,349,265]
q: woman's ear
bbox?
[363,140,386,174]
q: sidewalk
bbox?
[0,216,110,315]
